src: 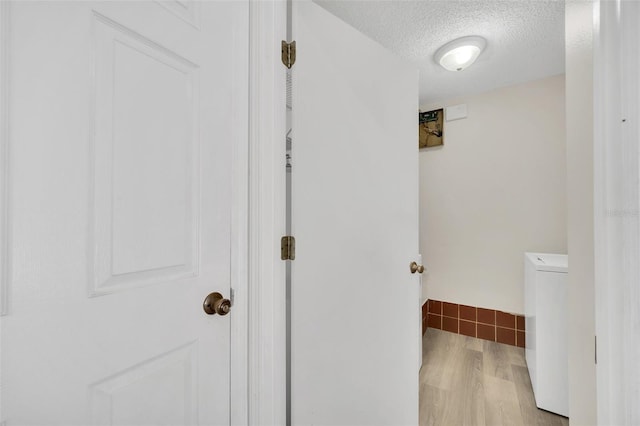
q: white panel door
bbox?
[2,1,245,424]
[290,2,420,425]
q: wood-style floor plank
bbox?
[419,328,569,426]
[450,348,485,425]
[482,339,514,381]
[484,375,523,426]
[511,365,543,426]
[420,383,447,426]
[511,365,570,426]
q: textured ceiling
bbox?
[314,0,565,105]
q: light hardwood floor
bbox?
[419,328,570,426]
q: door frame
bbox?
[230,0,250,424]
[0,1,10,421]
[593,1,610,421]
[593,0,640,423]
[246,0,288,425]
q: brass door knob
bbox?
[410,262,425,274]
[203,292,231,316]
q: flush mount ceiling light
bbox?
[434,36,486,72]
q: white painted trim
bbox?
[230,1,250,424]
[594,1,640,423]
[0,1,9,423]
[248,1,288,425]
[593,1,611,422]
[0,0,9,315]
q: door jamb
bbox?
[593,0,640,422]
[0,1,9,422]
[246,0,288,425]
[593,1,609,422]
[230,1,250,424]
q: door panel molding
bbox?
[89,341,198,426]
[90,12,200,296]
[154,0,201,30]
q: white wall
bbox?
[594,1,640,423]
[419,75,567,314]
[565,0,597,423]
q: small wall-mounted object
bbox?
[419,108,443,148]
[445,104,467,121]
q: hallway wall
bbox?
[419,75,567,314]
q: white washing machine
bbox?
[524,252,569,418]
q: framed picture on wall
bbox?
[419,109,444,148]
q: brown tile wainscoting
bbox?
[424,299,525,348]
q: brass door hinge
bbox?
[282,40,296,69]
[281,236,296,260]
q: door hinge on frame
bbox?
[281,40,296,69]
[281,236,296,260]
[595,335,597,364]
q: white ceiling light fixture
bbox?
[434,36,487,72]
